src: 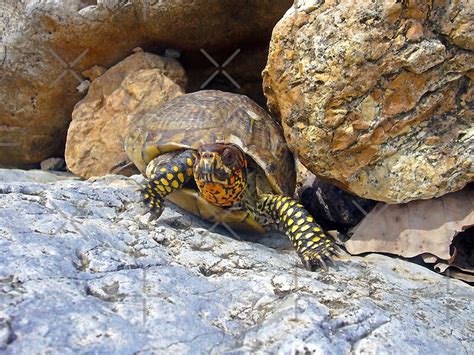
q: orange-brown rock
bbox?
[65,53,185,179]
[0,0,292,168]
[263,0,473,203]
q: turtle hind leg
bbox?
[143,149,195,221]
[256,194,340,271]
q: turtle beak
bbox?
[199,153,215,174]
[196,152,218,181]
[200,160,213,174]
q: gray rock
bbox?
[0,168,78,183]
[40,157,66,171]
[0,169,472,354]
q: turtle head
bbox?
[194,144,247,207]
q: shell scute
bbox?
[125,90,295,197]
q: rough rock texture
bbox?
[263,0,474,203]
[40,157,65,171]
[1,169,473,353]
[65,52,185,179]
[0,0,292,168]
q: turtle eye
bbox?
[222,148,236,166]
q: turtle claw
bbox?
[142,190,164,223]
[316,256,328,272]
[329,244,344,257]
[148,211,159,223]
[141,207,151,216]
[298,240,341,271]
[302,257,312,271]
[300,252,330,272]
[146,204,164,222]
[324,256,335,267]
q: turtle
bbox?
[124,90,339,270]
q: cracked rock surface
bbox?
[0,169,473,353]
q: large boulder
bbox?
[65,51,185,179]
[0,0,292,168]
[0,169,473,352]
[263,0,473,203]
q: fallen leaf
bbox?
[346,187,473,260]
[421,253,438,263]
[441,268,474,283]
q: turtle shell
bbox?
[125,90,296,196]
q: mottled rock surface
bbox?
[0,0,292,168]
[40,157,66,171]
[65,52,185,179]
[1,169,473,353]
[263,0,473,203]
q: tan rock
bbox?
[0,0,291,168]
[406,21,424,42]
[65,53,185,179]
[82,66,107,81]
[263,0,473,203]
[332,124,357,151]
[295,159,314,197]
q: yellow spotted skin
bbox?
[141,146,337,270]
[143,150,195,219]
[257,194,337,270]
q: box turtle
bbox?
[124,90,339,270]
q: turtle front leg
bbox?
[143,150,195,221]
[256,194,340,271]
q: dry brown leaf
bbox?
[441,269,474,283]
[345,187,474,259]
[423,229,473,282]
[421,253,438,263]
[437,228,474,272]
[434,262,450,273]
